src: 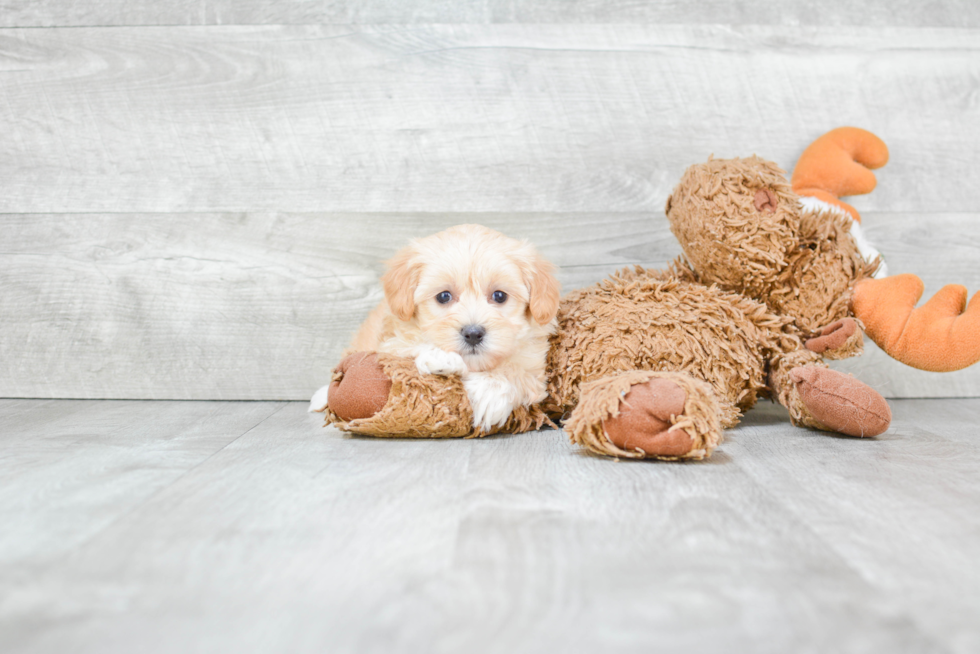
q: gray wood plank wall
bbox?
[1,5,978,400]
[4,1,980,27]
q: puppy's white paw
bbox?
[464,374,517,431]
[309,385,331,413]
[415,349,467,376]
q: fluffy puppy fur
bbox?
[312,224,561,430]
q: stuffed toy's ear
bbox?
[380,245,422,321]
[523,253,561,325]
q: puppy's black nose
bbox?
[461,324,486,346]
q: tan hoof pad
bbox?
[602,378,694,457]
[328,352,393,421]
[790,366,891,437]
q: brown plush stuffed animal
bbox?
[316,128,978,460]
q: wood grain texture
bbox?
[0,25,979,214]
[3,211,977,400]
[2,22,979,400]
[0,212,679,400]
[2,1,979,27]
[0,400,285,585]
[728,399,980,653]
[1,398,978,653]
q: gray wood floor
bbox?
[2,398,979,653]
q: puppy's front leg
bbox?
[414,344,467,377]
[465,363,549,431]
[464,372,519,431]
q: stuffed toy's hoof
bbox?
[321,351,552,438]
[602,378,693,457]
[805,318,862,359]
[322,352,473,438]
[566,370,722,460]
[790,365,891,437]
[327,352,392,421]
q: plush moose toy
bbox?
[315,128,980,460]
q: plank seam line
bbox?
[40,401,289,564]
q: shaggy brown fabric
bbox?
[766,207,880,335]
[669,162,880,339]
[666,156,800,299]
[324,353,551,438]
[766,351,827,429]
[546,266,800,430]
[566,370,722,460]
[790,366,892,437]
[486,403,555,438]
[325,353,472,438]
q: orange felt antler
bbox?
[794,127,979,372]
[852,275,980,372]
[791,126,889,222]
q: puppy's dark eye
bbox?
[436,291,453,304]
[491,291,508,304]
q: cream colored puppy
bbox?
[311,224,560,431]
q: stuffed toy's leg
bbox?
[317,352,472,438]
[564,370,724,460]
[314,352,550,438]
[769,350,891,438]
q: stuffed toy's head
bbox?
[666,156,878,336]
[665,156,800,299]
[669,127,980,371]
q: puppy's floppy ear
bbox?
[381,245,422,321]
[522,252,561,325]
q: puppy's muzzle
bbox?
[461,324,486,346]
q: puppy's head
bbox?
[381,224,560,372]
